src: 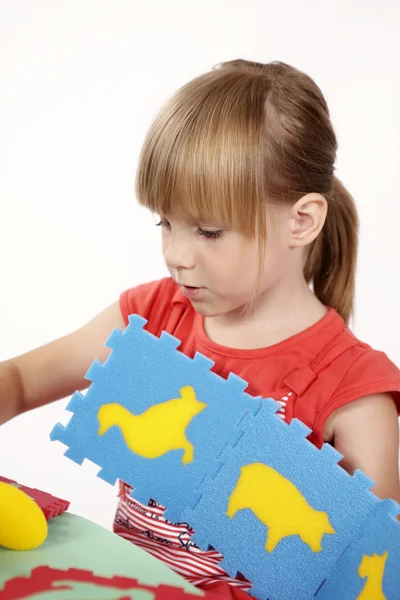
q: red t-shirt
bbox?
[119,276,400,447]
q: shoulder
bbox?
[313,309,400,404]
[294,310,400,446]
[119,277,187,329]
[318,340,400,441]
[330,341,400,406]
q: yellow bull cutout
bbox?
[97,385,207,465]
[227,463,336,553]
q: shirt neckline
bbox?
[194,306,344,359]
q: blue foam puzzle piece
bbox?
[50,314,400,599]
[182,402,380,600]
[50,314,263,521]
[315,498,400,599]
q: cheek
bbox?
[161,229,168,252]
[258,239,290,287]
[161,233,174,264]
[212,242,259,285]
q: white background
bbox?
[0,0,399,529]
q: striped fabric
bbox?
[276,391,292,419]
[113,393,292,591]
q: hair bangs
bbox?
[135,70,268,238]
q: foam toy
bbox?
[50,314,400,599]
[182,403,383,600]
[1,568,221,600]
[0,482,48,550]
[314,499,400,599]
[0,511,208,599]
[0,475,70,520]
[51,315,262,522]
[0,567,229,600]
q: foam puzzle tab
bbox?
[183,402,382,600]
[315,498,400,599]
[50,314,262,521]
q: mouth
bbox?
[178,284,206,299]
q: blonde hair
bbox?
[135,59,359,324]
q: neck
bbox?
[204,277,328,350]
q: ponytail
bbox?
[304,177,359,325]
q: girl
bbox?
[1,59,399,598]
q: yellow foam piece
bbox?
[97,385,207,465]
[0,482,48,550]
[357,551,388,600]
[226,462,335,553]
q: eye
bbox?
[196,228,224,239]
[155,219,170,229]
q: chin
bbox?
[190,298,239,319]
[191,304,220,317]
[188,299,219,317]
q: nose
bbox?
[163,232,196,271]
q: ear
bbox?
[288,193,328,247]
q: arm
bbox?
[328,393,400,518]
[0,301,126,425]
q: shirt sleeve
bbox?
[330,348,400,410]
[311,347,400,448]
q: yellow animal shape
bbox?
[226,463,335,553]
[0,482,48,550]
[97,385,207,465]
[357,551,388,600]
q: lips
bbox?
[178,284,205,299]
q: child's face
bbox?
[159,211,293,317]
